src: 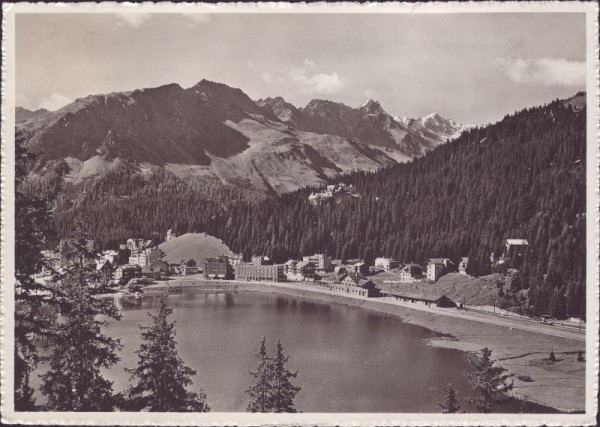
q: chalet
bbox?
[332,275,381,298]
[141,265,163,280]
[181,259,199,275]
[375,257,400,271]
[150,259,170,276]
[113,264,142,285]
[168,263,181,275]
[204,256,233,279]
[96,260,114,286]
[458,257,469,275]
[101,250,119,265]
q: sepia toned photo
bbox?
[1,2,598,426]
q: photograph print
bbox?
[2,2,598,426]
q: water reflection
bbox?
[42,291,559,413]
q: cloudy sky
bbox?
[16,12,586,124]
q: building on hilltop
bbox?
[204,255,233,279]
[235,263,285,282]
[308,183,360,206]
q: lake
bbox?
[30,290,556,413]
[100,291,547,413]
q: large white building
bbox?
[235,263,285,282]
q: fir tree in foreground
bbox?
[464,347,514,413]
[14,146,57,410]
[40,215,122,411]
[439,383,461,413]
[125,298,209,412]
[246,337,273,412]
[271,339,301,413]
[245,337,301,413]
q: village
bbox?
[35,229,543,315]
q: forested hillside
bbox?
[28,93,586,318]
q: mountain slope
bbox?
[18,80,416,195]
[206,92,586,318]
[16,107,49,123]
[17,82,251,165]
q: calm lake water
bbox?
[104,291,551,413]
[32,291,556,413]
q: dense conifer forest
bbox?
[24,95,587,318]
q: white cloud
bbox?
[261,60,347,95]
[38,93,73,111]
[116,13,152,28]
[494,57,585,86]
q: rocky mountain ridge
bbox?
[17,80,471,195]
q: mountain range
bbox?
[16,80,471,195]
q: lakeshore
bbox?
[123,275,586,413]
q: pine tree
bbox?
[246,337,273,412]
[439,383,461,413]
[271,338,301,413]
[464,347,514,413]
[125,298,209,412]
[14,145,57,410]
[40,215,122,411]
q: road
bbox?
[149,275,586,342]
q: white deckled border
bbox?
[1,2,598,426]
